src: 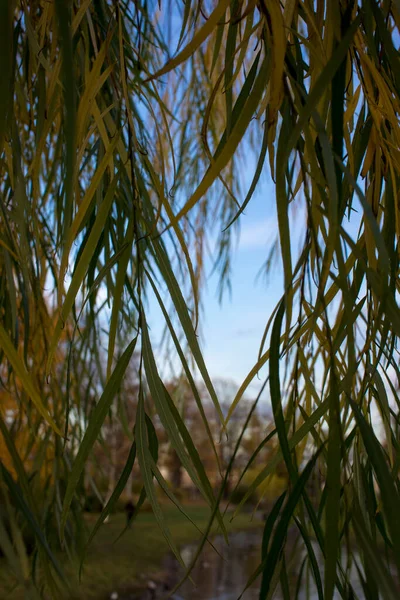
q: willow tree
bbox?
[1,0,400,598]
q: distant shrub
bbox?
[229,484,258,506]
[168,486,188,503]
[83,494,103,513]
[140,499,153,512]
[240,469,287,504]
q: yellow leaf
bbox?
[0,325,63,436]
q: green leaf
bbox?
[80,441,137,575]
[232,397,330,517]
[150,238,224,423]
[239,491,286,598]
[143,0,230,81]
[324,377,342,600]
[141,314,214,498]
[352,496,398,600]
[54,0,76,242]
[259,449,323,599]
[61,336,137,535]
[269,298,296,480]
[135,390,187,571]
[0,0,14,154]
[164,54,269,229]
[145,267,222,472]
[0,464,67,585]
[349,399,400,576]
[295,517,324,600]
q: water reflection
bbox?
[164,531,263,600]
[164,531,365,600]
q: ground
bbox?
[0,503,263,600]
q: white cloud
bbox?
[237,218,276,250]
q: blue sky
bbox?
[145,134,309,402]
[200,185,282,392]
[146,160,289,399]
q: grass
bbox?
[0,503,263,600]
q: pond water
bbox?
[162,530,365,600]
[115,529,369,600]
[164,530,261,600]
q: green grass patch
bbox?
[0,503,263,599]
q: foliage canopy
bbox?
[1,0,400,598]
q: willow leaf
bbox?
[0,324,62,436]
[61,337,137,536]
